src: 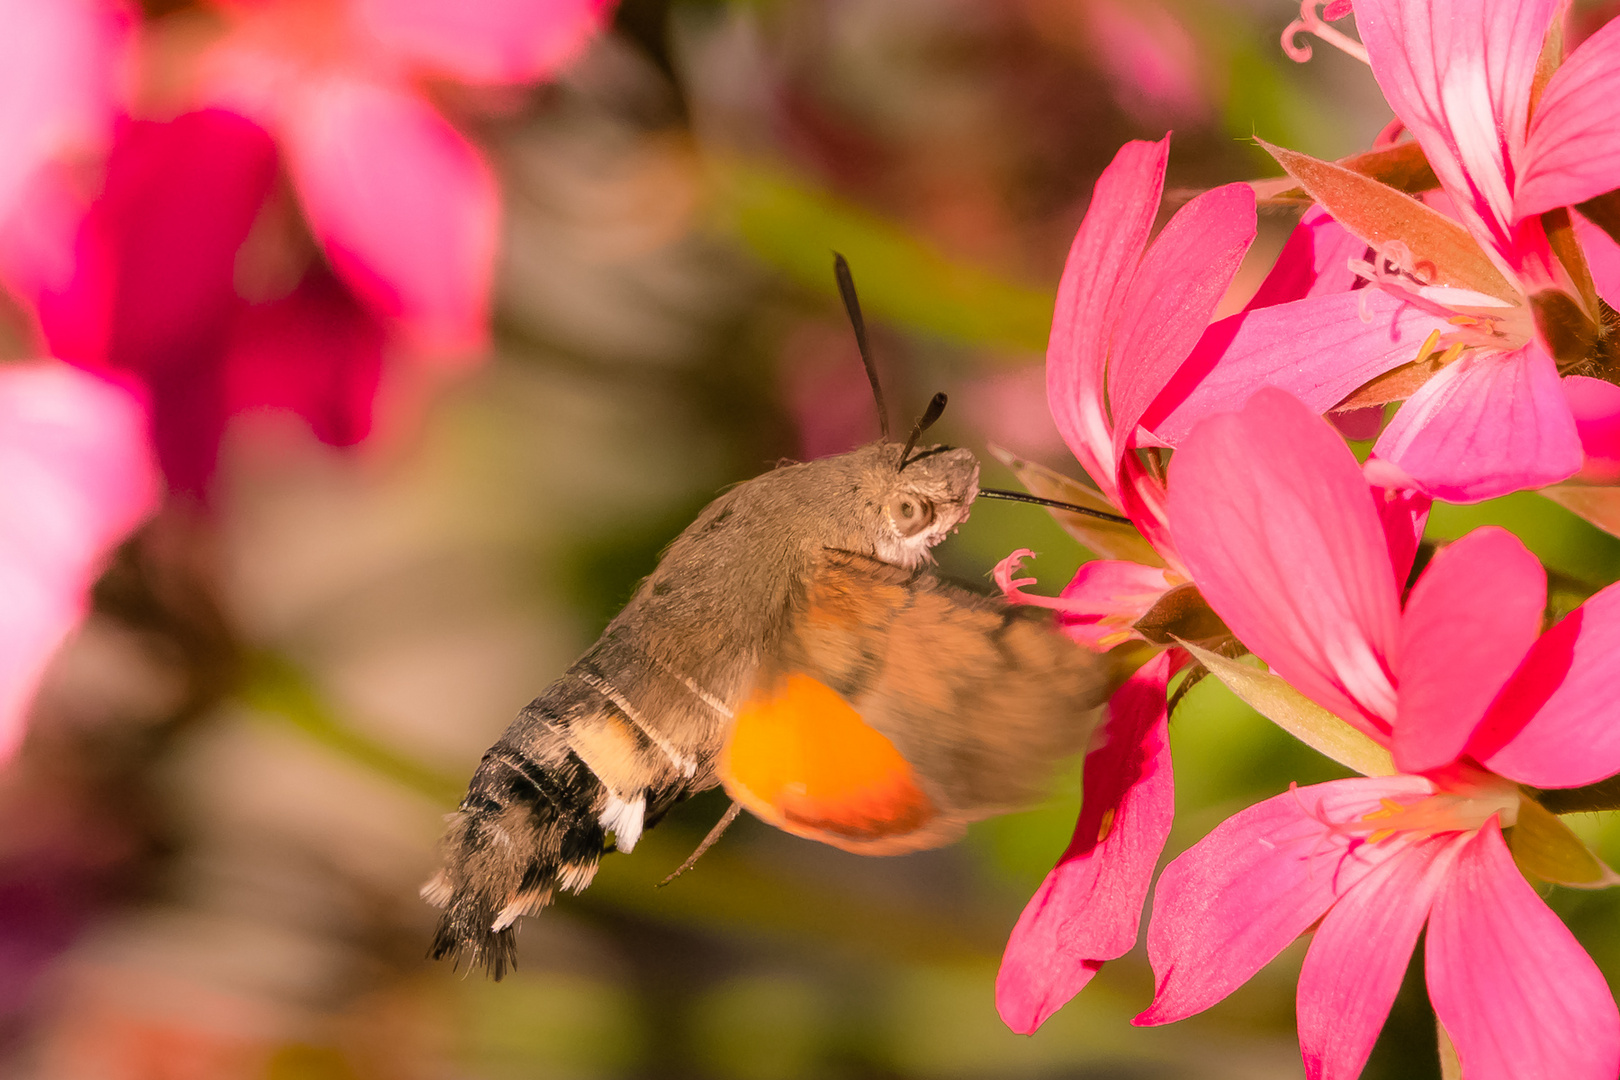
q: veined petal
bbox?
[1427,821,1620,1080]
[1473,580,1620,788]
[1047,137,1167,503]
[1147,290,1454,447]
[1168,388,1401,735]
[1107,182,1255,466]
[281,73,498,358]
[1372,344,1581,503]
[1355,0,1560,248]
[355,0,612,85]
[1135,774,1435,1025]
[1394,527,1545,774]
[1297,833,1466,1080]
[1243,206,1368,311]
[996,653,1173,1034]
[1365,466,1431,587]
[1515,17,1620,221]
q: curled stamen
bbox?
[1282,1,1370,65]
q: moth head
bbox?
[849,441,980,568]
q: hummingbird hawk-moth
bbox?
[423,258,1129,976]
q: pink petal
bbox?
[1134,774,1435,1025]
[355,0,612,85]
[1354,0,1560,249]
[224,266,386,448]
[996,652,1174,1033]
[1167,388,1401,736]
[281,73,497,358]
[1297,833,1466,1080]
[1108,181,1256,465]
[1364,463,1431,587]
[1372,344,1582,503]
[1394,527,1545,774]
[1575,210,1620,310]
[0,0,128,223]
[1082,0,1209,124]
[1563,375,1620,484]
[1242,206,1368,312]
[1145,290,1454,447]
[1515,16,1620,220]
[40,109,278,495]
[0,362,157,762]
[1047,137,1168,503]
[995,554,1174,651]
[1472,578,1620,787]
[1426,821,1620,1080]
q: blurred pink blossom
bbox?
[994,135,1254,1032]
[0,361,158,764]
[1144,386,1620,1079]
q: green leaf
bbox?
[988,446,1166,566]
[712,159,1054,351]
[1510,794,1620,889]
[1257,139,1519,304]
[1177,640,1396,777]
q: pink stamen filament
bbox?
[1282,1,1370,65]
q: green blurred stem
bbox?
[239,651,465,807]
[1534,775,1620,814]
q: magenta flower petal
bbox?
[1135,774,1435,1025]
[1355,0,1559,246]
[355,0,612,85]
[996,653,1173,1034]
[1168,388,1401,735]
[1297,834,1465,1080]
[1366,471,1431,588]
[1426,821,1620,1080]
[1471,579,1620,787]
[995,553,1174,650]
[0,362,157,761]
[1575,211,1620,308]
[1393,527,1545,774]
[1047,137,1167,501]
[1243,206,1368,312]
[1145,291,1452,447]
[1515,16,1620,220]
[1372,344,1582,503]
[225,266,386,448]
[1563,375,1620,484]
[1107,181,1255,465]
[0,0,128,223]
[281,73,498,357]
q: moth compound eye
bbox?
[887,495,935,537]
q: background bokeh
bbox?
[9,1,1620,1078]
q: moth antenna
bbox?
[833,252,890,441]
[658,801,743,887]
[897,392,948,471]
[977,488,1132,524]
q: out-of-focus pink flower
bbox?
[1082,0,1209,125]
[1142,386,1620,1079]
[199,0,613,355]
[0,361,158,764]
[0,0,129,228]
[994,135,1254,1032]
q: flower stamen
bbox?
[1282,1,1370,66]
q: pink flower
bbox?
[0,361,158,764]
[1141,386,1620,1080]
[1151,1,1620,503]
[198,0,613,355]
[995,134,1255,1032]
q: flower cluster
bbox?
[0,0,613,766]
[997,2,1620,1077]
